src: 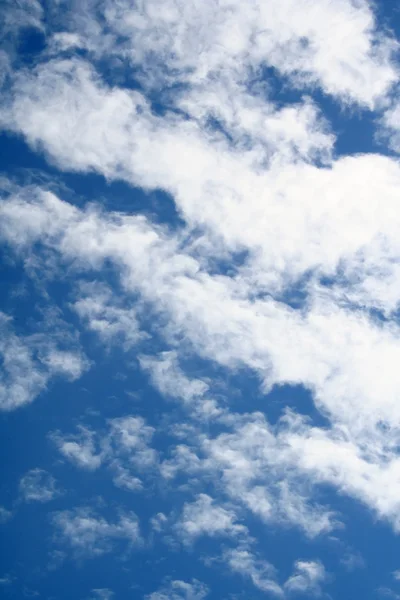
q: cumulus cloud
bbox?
[161,412,338,538]
[175,494,248,543]
[10,0,397,106]
[5,183,400,531]
[147,579,208,600]
[52,507,142,558]
[19,469,60,503]
[139,351,221,419]
[224,545,283,596]
[284,560,327,596]
[51,415,157,492]
[0,311,89,411]
[73,282,146,350]
[50,426,105,471]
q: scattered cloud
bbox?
[284,560,327,596]
[224,545,283,596]
[0,506,12,524]
[52,507,142,558]
[51,426,105,471]
[89,589,114,600]
[147,579,208,600]
[19,469,61,503]
[176,494,247,544]
[51,415,158,496]
[1,0,400,598]
[0,310,89,411]
[340,551,365,572]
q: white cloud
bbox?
[185,413,339,538]
[0,311,89,411]
[52,507,142,558]
[90,589,114,600]
[0,506,12,524]
[150,512,168,533]
[176,494,247,543]
[1,0,400,552]
[1,0,43,39]
[379,99,400,153]
[147,579,208,600]
[139,352,221,419]
[111,463,143,492]
[109,416,157,469]
[139,352,209,403]
[51,415,157,493]
[73,282,146,350]
[19,468,60,503]
[58,0,397,105]
[5,183,400,534]
[378,588,400,600]
[340,550,365,572]
[284,560,326,596]
[50,426,105,471]
[224,545,283,596]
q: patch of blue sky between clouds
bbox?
[2,1,400,600]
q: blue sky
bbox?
[2,1,400,599]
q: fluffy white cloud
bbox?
[2,0,400,562]
[284,560,326,596]
[73,283,146,350]
[51,415,157,492]
[224,545,283,596]
[5,184,400,531]
[50,426,105,471]
[53,0,397,105]
[176,494,247,543]
[379,99,400,153]
[139,351,221,419]
[163,412,338,538]
[19,468,60,503]
[147,579,208,600]
[0,310,89,411]
[52,507,142,557]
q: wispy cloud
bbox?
[284,560,327,596]
[175,494,248,544]
[0,506,12,524]
[52,507,142,558]
[1,0,400,598]
[0,310,89,411]
[19,469,61,503]
[147,579,208,600]
[51,416,157,492]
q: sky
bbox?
[2,0,400,599]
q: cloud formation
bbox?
[1,1,400,599]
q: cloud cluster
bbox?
[51,415,157,492]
